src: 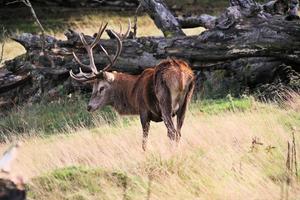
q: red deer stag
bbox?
[70,22,195,150]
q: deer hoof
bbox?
[175,135,181,143]
[168,132,176,141]
[142,139,147,151]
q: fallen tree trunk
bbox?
[0,178,26,200]
[140,0,185,37]
[0,0,299,109]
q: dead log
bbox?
[177,14,217,29]
[140,0,185,37]
[0,178,26,200]
[177,0,299,29]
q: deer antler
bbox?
[70,20,131,82]
[100,19,131,72]
[70,22,107,82]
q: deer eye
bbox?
[99,87,105,93]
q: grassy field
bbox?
[0,95,300,199]
[1,3,300,199]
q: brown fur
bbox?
[88,58,195,150]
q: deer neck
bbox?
[109,73,140,115]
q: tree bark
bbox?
[139,0,185,37]
[177,0,299,29]
[177,14,217,29]
[287,0,300,20]
[0,178,26,200]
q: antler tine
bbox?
[123,19,131,39]
[99,44,114,67]
[70,68,97,82]
[102,30,122,71]
[91,22,108,48]
[79,33,89,47]
[116,19,131,40]
[111,30,122,58]
[78,32,99,75]
[71,20,128,79]
[70,70,89,82]
[119,21,123,37]
[72,52,89,69]
[71,23,110,81]
[79,68,98,80]
[101,20,131,72]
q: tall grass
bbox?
[0,96,299,199]
[0,96,253,141]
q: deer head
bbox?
[70,21,131,112]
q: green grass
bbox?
[27,151,206,200]
[191,96,253,114]
[0,96,120,140]
[0,96,254,140]
[28,166,148,200]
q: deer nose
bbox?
[87,105,92,112]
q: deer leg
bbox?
[176,83,195,142]
[161,109,177,141]
[157,86,177,141]
[140,111,150,151]
[176,103,186,142]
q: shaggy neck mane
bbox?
[109,73,140,115]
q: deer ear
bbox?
[103,72,115,83]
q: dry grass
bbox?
[1,8,300,199]
[285,92,300,113]
[0,97,299,199]
[0,39,26,64]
